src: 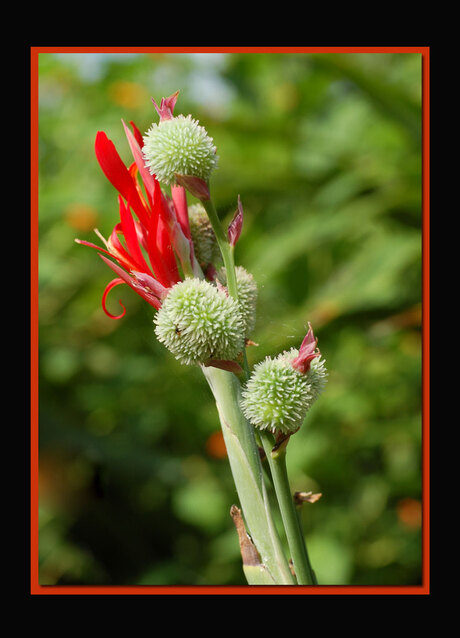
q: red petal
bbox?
[122,119,156,202]
[117,196,152,275]
[107,223,144,272]
[129,120,144,148]
[95,131,150,228]
[171,184,191,239]
[75,238,113,258]
[101,278,127,319]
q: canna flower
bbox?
[75,117,200,318]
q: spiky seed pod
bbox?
[154,278,245,366]
[241,349,327,435]
[142,114,218,185]
[188,203,221,268]
[218,266,258,338]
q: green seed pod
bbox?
[218,266,258,338]
[241,349,327,435]
[143,114,218,185]
[154,278,245,366]
[188,203,221,268]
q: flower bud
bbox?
[143,114,218,185]
[217,266,258,338]
[241,349,327,435]
[154,278,245,366]
[188,203,221,269]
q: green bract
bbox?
[218,266,258,338]
[143,114,218,185]
[154,278,245,365]
[241,349,327,434]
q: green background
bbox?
[37,50,423,587]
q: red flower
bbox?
[76,118,199,319]
[291,323,321,374]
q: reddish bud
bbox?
[228,195,244,246]
[291,323,321,374]
[174,173,210,200]
[151,90,180,121]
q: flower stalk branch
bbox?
[200,196,239,303]
[202,365,295,584]
[259,430,317,585]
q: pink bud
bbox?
[152,90,180,121]
[291,323,320,374]
[228,195,244,247]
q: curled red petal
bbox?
[102,278,127,319]
[99,254,162,310]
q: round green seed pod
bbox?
[143,114,218,185]
[188,203,221,268]
[154,278,245,366]
[217,266,258,338]
[241,349,327,434]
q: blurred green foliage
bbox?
[37,51,423,587]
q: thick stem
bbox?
[202,366,295,584]
[259,430,317,585]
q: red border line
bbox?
[30,47,40,595]
[30,584,428,595]
[30,46,430,596]
[30,46,429,55]
[421,47,430,592]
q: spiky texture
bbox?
[154,278,245,366]
[218,266,258,338]
[188,203,220,268]
[143,114,218,185]
[241,349,327,434]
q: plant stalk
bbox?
[202,366,295,584]
[259,430,317,585]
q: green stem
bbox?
[259,430,317,585]
[201,195,250,381]
[201,196,239,301]
[202,366,295,584]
